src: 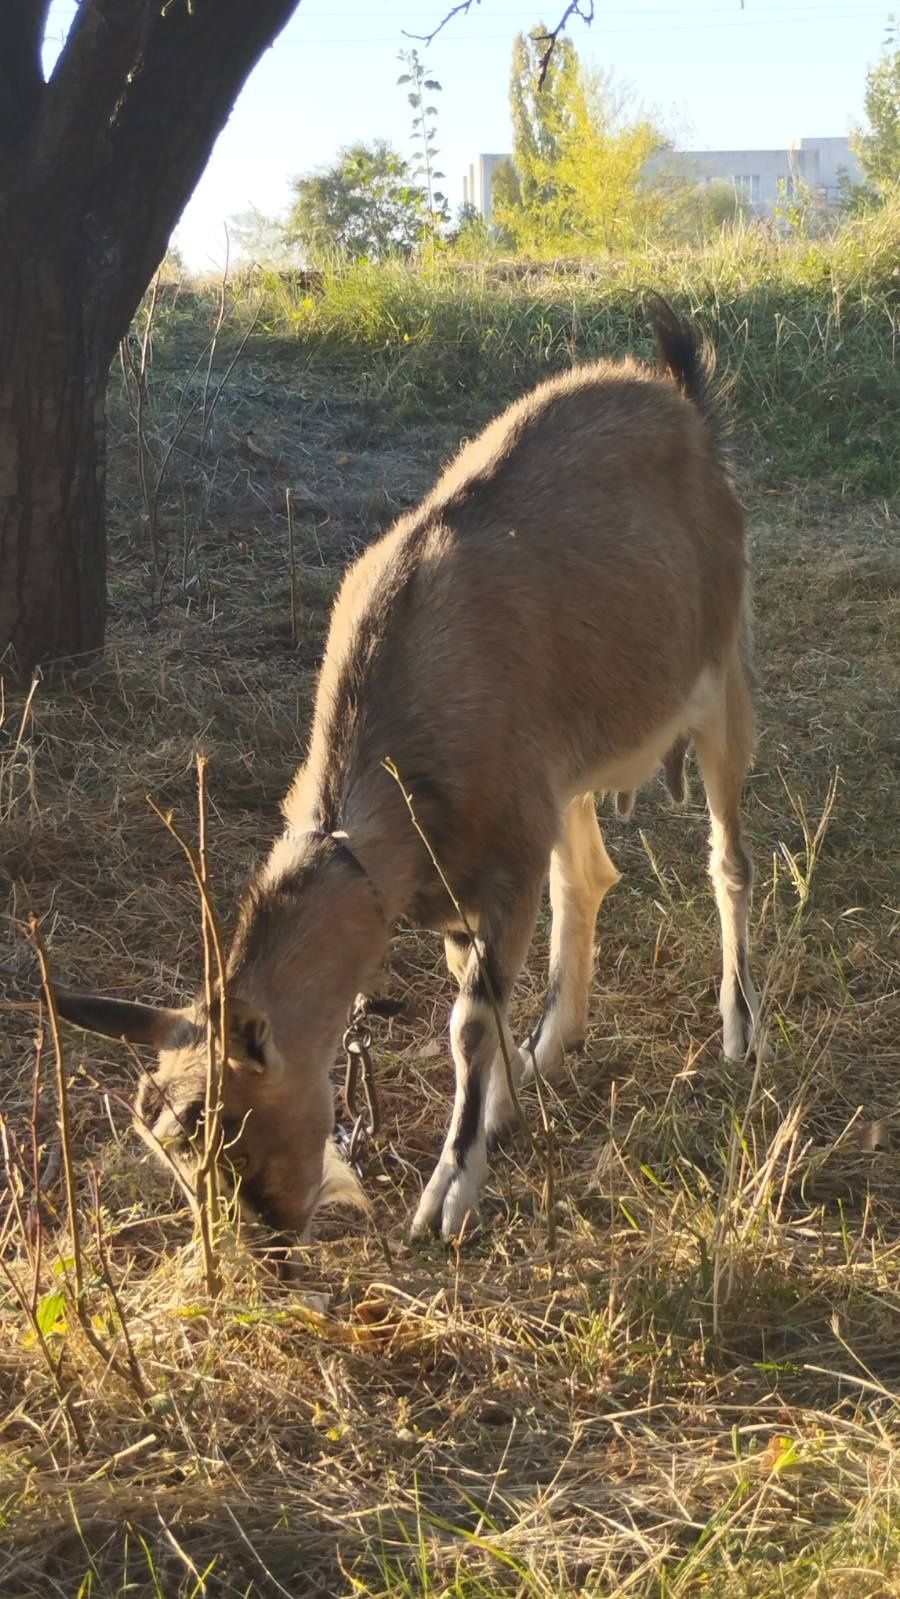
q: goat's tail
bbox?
[644,293,728,457]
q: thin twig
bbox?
[223,1506,297,1599]
[147,775,229,1296]
[197,752,225,1296]
[0,670,40,823]
[134,269,163,577]
[88,1166,149,1404]
[535,0,595,87]
[27,918,138,1380]
[0,1119,37,1298]
[28,916,84,1304]
[28,1030,47,1304]
[286,487,299,647]
[0,1109,88,1457]
[404,0,594,89]
[198,306,261,451]
[403,0,481,47]
[200,228,232,436]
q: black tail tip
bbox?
[642,292,700,394]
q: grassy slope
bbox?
[0,216,899,1596]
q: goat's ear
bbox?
[228,1001,280,1076]
[52,986,196,1050]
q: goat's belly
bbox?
[573,666,719,799]
[585,739,678,796]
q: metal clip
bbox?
[342,1020,379,1167]
[337,992,403,1167]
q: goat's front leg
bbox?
[412,898,537,1241]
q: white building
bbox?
[463,136,863,221]
[651,136,864,212]
[461,154,511,222]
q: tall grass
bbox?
[159,200,900,498]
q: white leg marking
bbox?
[692,661,761,1062]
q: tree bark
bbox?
[0,209,107,672]
[0,0,302,678]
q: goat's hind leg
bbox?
[412,892,538,1241]
[693,656,761,1060]
[443,930,471,987]
[518,793,619,1089]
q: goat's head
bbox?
[49,982,356,1246]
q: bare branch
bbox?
[535,0,595,88]
[402,0,482,48]
[404,0,594,83]
[85,0,301,353]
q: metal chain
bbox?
[337,992,402,1169]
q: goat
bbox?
[34,296,761,1245]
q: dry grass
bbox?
[0,275,899,1597]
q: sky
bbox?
[46,1,892,270]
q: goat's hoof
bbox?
[723,1028,772,1065]
[485,1092,523,1153]
[517,1031,574,1085]
[485,1125,511,1155]
[410,1163,482,1242]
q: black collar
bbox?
[304,830,389,925]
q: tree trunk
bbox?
[0,216,107,675]
[0,0,303,680]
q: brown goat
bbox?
[35,297,761,1244]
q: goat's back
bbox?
[297,353,746,903]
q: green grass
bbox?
[147,198,900,499]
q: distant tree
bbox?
[229,206,298,268]
[506,26,579,215]
[491,157,523,216]
[495,28,668,253]
[286,140,428,262]
[690,179,747,234]
[853,48,900,194]
[547,67,668,250]
[446,200,495,257]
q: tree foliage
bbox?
[853,48,900,194]
[495,27,670,253]
[230,206,298,267]
[286,140,428,262]
[507,27,580,213]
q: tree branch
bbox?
[405,0,594,82]
[69,0,301,354]
[535,0,594,87]
[403,0,483,48]
[0,1,52,154]
[33,1,156,189]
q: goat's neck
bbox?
[227,840,392,1054]
[281,772,426,926]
